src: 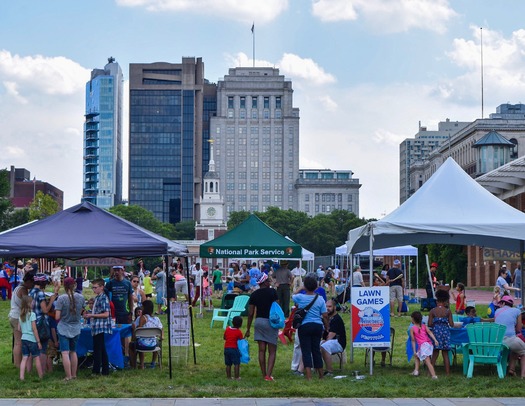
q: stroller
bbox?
[334,285,351,313]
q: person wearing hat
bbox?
[245,273,279,381]
[30,273,60,375]
[494,295,525,377]
[55,277,85,381]
[386,259,404,317]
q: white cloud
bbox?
[311,0,457,33]
[225,52,336,85]
[318,95,338,112]
[116,0,288,23]
[0,51,87,208]
[438,27,525,106]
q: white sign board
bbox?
[169,301,190,347]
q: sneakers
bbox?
[410,370,419,376]
[432,375,438,379]
[264,375,275,381]
[323,371,333,377]
[148,362,156,369]
[292,370,304,376]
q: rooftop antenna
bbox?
[480,27,484,119]
[251,22,255,67]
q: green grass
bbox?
[0,295,519,398]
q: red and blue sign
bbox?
[351,287,390,348]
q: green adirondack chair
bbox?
[462,322,509,378]
[210,295,250,329]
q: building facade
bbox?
[82,57,123,209]
[295,169,361,216]
[399,119,469,203]
[8,166,63,210]
[210,67,300,217]
[128,57,216,224]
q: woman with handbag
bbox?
[29,273,60,375]
[292,273,329,380]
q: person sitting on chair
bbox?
[320,299,347,376]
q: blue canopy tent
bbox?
[0,201,188,258]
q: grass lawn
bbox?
[0,292,519,399]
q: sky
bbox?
[2,0,525,219]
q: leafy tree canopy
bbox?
[28,190,59,221]
[227,207,368,256]
[108,204,179,239]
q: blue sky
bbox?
[2,0,525,220]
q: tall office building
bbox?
[399,119,469,203]
[82,57,123,208]
[129,57,217,224]
[210,67,300,217]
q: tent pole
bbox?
[185,257,197,365]
[416,255,419,300]
[368,225,374,376]
[520,240,525,306]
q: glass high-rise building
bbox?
[129,57,216,224]
[82,57,123,208]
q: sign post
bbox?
[351,286,390,375]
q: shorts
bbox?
[503,335,525,356]
[47,338,58,357]
[175,280,188,295]
[156,293,165,305]
[214,283,223,291]
[389,285,403,302]
[58,333,78,352]
[321,339,344,355]
[21,339,40,357]
[224,347,241,366]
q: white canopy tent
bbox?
[348,158,525,254]
[347,157,525,376]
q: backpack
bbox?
[292,294,319,329]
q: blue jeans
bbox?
[298,322,324,369]
[58,333,78,352]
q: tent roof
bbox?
[286,236,314,261]
[200,214,302,258]
[356,245,418,257]
[347,157,525,253]
[0,201,188,258]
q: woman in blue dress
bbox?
[428,289,453,375]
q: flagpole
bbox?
[252,22,255,67]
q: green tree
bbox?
[109,204,178,239]
[172,220,195,240]
[0,169,14,231]
[6,208,29,229]
[414,244,467,289]
[28,190,59,221]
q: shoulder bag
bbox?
[292,294,319,329]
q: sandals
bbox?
[508,369,517,377]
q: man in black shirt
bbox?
[386,259,404,317]
[321,299,347,375]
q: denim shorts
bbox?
[224,347,241,366]
[58,333,78,352]
[21,339,40,357]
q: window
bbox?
[240,97,246,109]
[275,110,282,119]
[305,194,309,202]
[238,183,246,190]
[347,194,353,202]
[275,96,281,109]
[252,97,257,109]
[264,97,270,109]
[228,97,234,109]
[251,110,258,119]
[305,204,310,212]
[264,110,269,119]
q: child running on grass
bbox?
[224,315,243,380]
[409,311,438,379]
[19,295,43,380]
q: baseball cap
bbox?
[431,262,438,268]
[393,259,401,266]
[499,295,514,306]
[257,273,269,284]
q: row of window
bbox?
[304,204,353,213]
[228,96,281,110]
[303,193,353,202]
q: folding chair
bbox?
[134,327,163,370]
[364,327,395,367]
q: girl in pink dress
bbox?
[409,311,439,379]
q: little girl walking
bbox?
[409,311,438,379]
[428,289,454,375]
[18,295,44,380]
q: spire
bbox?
[208,139,215,172]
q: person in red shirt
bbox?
[224,316,243,380]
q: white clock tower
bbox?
[195,140,227,240]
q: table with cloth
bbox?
[76,324,132,369]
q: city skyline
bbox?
[2,1,525,219]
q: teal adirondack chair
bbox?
[462,322,509,378]
[210,295,250,329]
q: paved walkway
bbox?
[1,399,525,406]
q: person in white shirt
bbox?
[291,265,306,291]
